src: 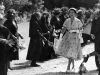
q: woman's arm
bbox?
[61,26,68,34]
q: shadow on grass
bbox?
[14,60,31,65]
[36,72,79,75]
[36,70,98,75]
[11,60,31,70]
[12,65,31,70]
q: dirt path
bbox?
[8,22,98,75]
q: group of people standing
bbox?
[27,7,71,67]
[27,11,56,67]
[0,2,23,75]
[0,2,100,75]
[27,6,100,75]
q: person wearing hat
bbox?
[0,13,16,75]
[59,7,69,25]
[83,10,100,75]
[39,12,58,60]
[81,11,94,47]
[56,8,83,72]
[50,8,63,39]
[0,13,8,75]
[26,12,42,67]
[4,9,19,69]
[50,8,62,30]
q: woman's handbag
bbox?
[54,33,63,54]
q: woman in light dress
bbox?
[57,8,83,71]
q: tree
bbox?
[28,0,44,11]
[1,0,29,12]
[43,0,99,9]
[2,0,13,12]
[76,0,99,8]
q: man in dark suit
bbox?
[83,11,100,75]
[0,13,16,75]
[91,11,100,74]
[26,12,42,67]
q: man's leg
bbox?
[83,51,96,63]
[95,55,99,70]
[95,40,100,71]
[0,62,8,75]
[30,59,40,67]
[96,55,100,75]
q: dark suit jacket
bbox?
[0,25,11,63]
[0,25,17,75]
[50,16,62,29]
[4,19,18,37]
[91,16,100,53]
[91,17,100,37]
[40,15,49,33]
[29,13,42,38]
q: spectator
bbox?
[57,8,83,72]
[4,9,19,70]
[0,13,16,75]
[26,12,42,67]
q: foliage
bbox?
[1,0,99,13]
[1,0,29,12]
[76,0,99,8]
[28,0,44,11]
[43,0,99,9]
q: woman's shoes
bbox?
[66,69,75,73]
[66,69,71,73]
[66,67,75,73]
[71,67,75,72]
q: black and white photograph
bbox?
[0,0,100,75]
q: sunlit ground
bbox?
[8,22,98,75]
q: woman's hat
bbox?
[6,9,16,19]
[53,8,61,15]
[68,8,77,13]
[61,7,69,12]
[7,9,16,14]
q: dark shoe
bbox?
[83,55,89,63]
[30,64,40,67]
[8,67,13,70]
[79,63,87,73]
[51,54,58,59]
[99,70,100,75]
[96,68,99,71]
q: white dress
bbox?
[56,17,83,60]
